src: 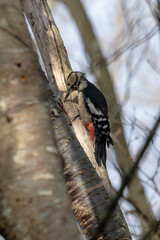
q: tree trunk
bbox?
[0,1,81,240]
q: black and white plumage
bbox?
[64,71,113,168]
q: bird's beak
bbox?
[64,87,72,102]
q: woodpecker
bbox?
[64,71,113,168]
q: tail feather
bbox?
[95,136,106,168]
[106,135,113,147]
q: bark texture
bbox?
[61,0,157,234]
[0,1,81,240]
[23,0,132,239]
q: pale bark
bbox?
[60,0,157,234]
[0,1,81,240]
[23,0,132,239]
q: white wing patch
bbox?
[86,98,102,116]
[97,118,107,122]
[102,125,108,129]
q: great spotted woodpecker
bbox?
[64,71,113,168]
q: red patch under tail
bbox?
[84,122,95,142]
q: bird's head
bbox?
[64,71,86,101]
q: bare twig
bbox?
[108,26,158,64]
